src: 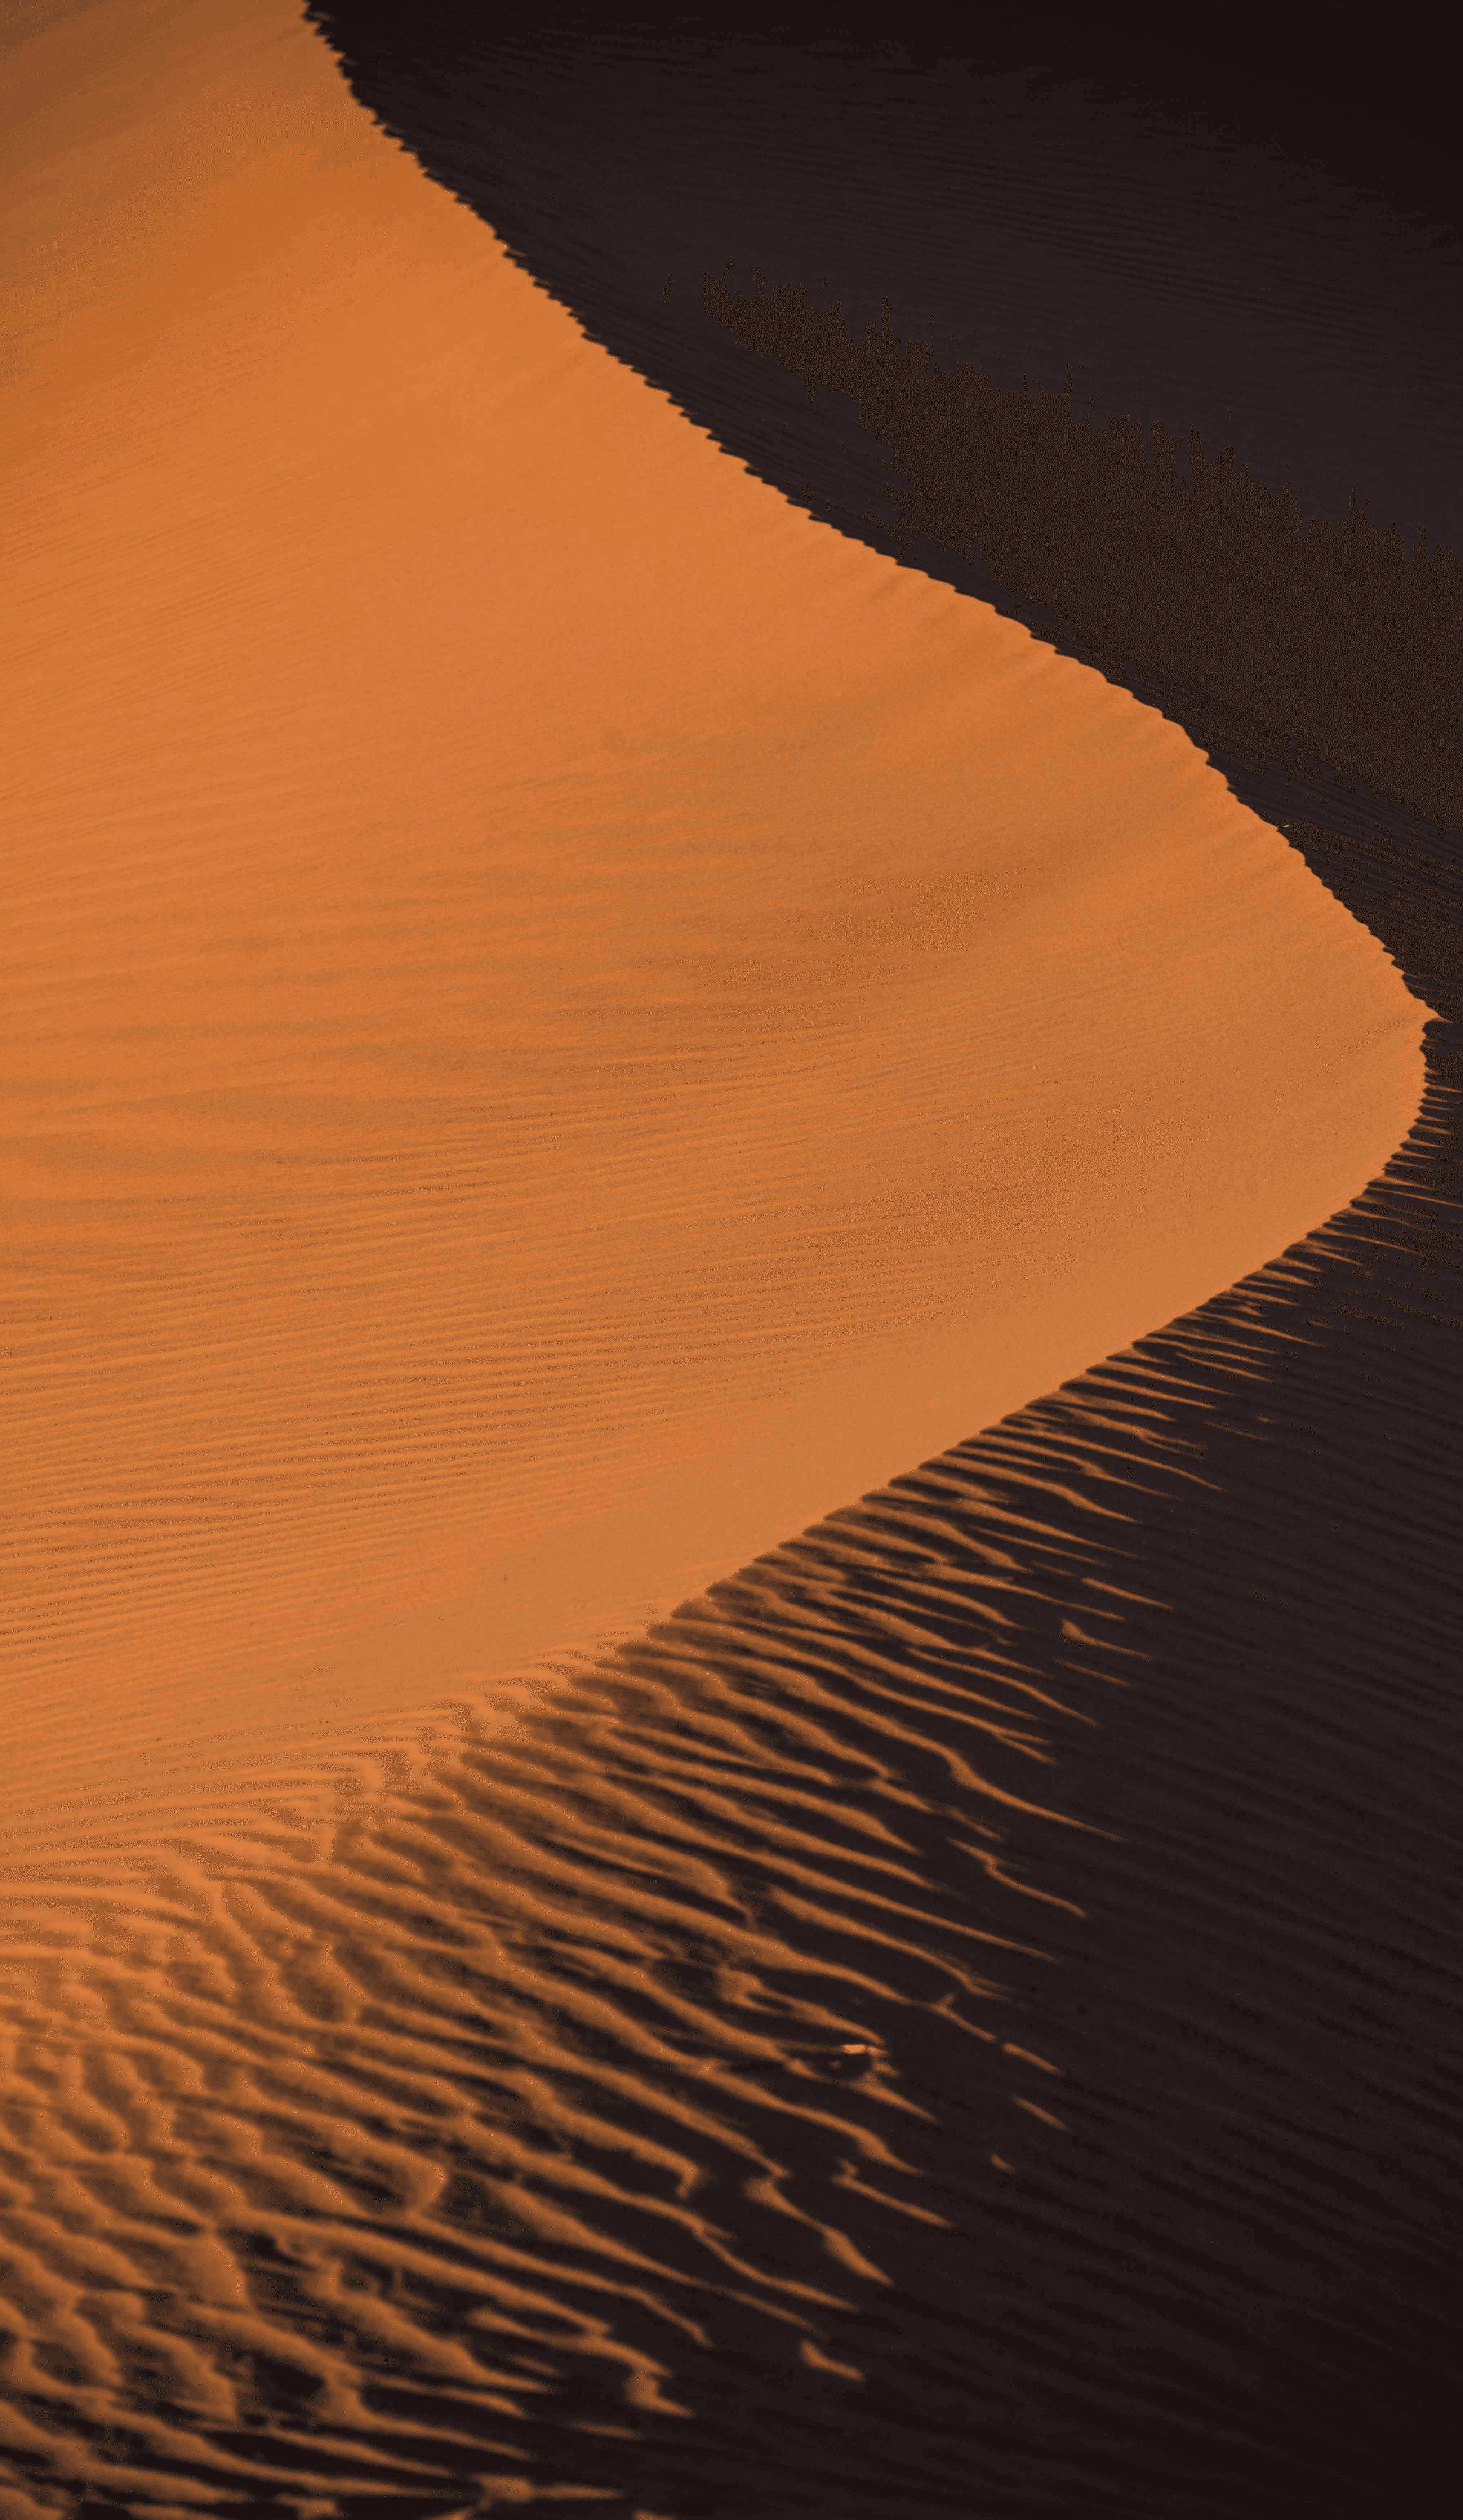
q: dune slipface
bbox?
[1,4,1456,2516]
[1,0,1422,1837]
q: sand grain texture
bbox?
[1,3,1457,2515]
[2,0,1420,1829]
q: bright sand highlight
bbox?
[1,0,1426,1846]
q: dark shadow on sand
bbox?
[23,9,1449,2511]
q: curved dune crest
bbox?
[3,8,1459,2517]
[1,0,1424,1848]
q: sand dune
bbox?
[1,0,1421,1842]
[324,0,1459,835]
[2,1122,1459,2511]
[1,3,1455,2515]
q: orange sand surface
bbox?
[1,0,1426,1846]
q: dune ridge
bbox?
[2,1058,1459,2512]
[3,4,1458,2515]
[1,0,1422,1837]
[308,0,1463,835]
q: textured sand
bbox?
[2,0,1422,1843]
[0,6,1451,2516]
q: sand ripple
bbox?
[3,6,1458,2513]
[3,1056,1459,2512]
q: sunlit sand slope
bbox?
[1,1093,1459,2513]
[2,5,1455,2514]
[0,0,1424,1843]
[310,0,1461,830]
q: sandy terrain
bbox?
[0,5,1452,2515]
[2,0,1423,1843]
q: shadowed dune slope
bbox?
[1,1076,1460,2515]
[0,0,1421,1836]
[0,5,1450,2520]
[309,0,1463,835]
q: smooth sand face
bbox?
[1,0,1427,1844]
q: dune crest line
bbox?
[2,1096,1459,2510]
[1,0,1422,1837]
[3,3,1458,2514]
